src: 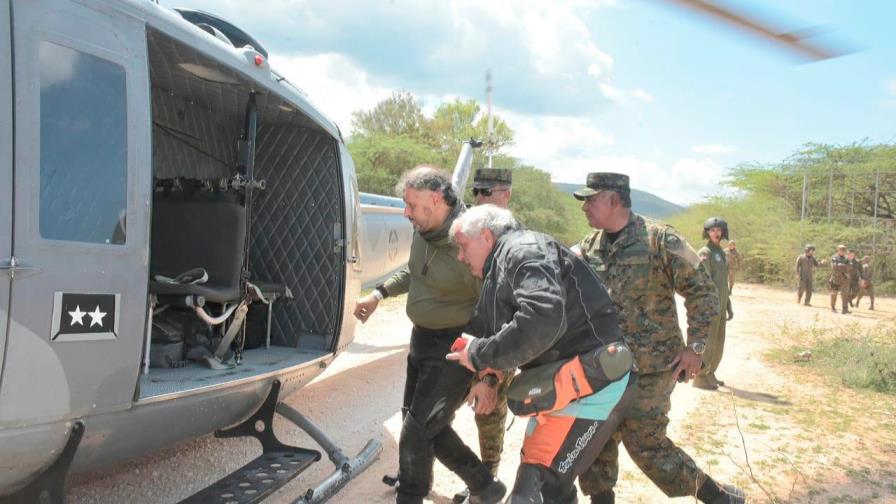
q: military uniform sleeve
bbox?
[795,256,802,276]
[382,266,410,296]
[467,259,568,372]
[698,246,711,262]
[660,229,720,345]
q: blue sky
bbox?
[168,0,895,205]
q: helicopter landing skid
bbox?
[276,402,382,504]
[0,421,84,504]
[179,379,320,504]
[177,379,380,504]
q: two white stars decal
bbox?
[68,305,107,327]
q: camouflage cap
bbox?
[573,172,630,200]
[472,168,513,189]
[837,244,847,251]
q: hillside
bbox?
[553,182,685,218]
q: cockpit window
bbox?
[39,41,128,245]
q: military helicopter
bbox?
[0,0,441,502]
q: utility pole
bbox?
[485,69,494,169]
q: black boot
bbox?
[590,489,615,504]
[470,478,507,504]
[697,477,745,504]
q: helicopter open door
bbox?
[0,1,12,384]
[0,0,150,425]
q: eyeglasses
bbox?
[472,187,507,197]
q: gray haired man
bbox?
[448,204,636,503]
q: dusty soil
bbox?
[68,284,896,503]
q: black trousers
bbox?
[397,326,493,503]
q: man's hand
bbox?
[669,348,703,383]
[446,334,476,372]
[465,381,498,415]
[353,293,380,323]
[727,303,734,321]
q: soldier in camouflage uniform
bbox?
[855,256,875,310]
[724,240,742,294]
[694,217,734,391]
[454,168,515,503]
[573,173,744,504]
[846,250,861,307]
[829,245,850,314]
[795,244,821,306]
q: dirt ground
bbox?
[68,283,896,503]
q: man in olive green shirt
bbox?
[354,166,505,504]
[695,217,734,390]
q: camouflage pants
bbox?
[829,282,850,312]
[797,276,814,304]
[474,373,514,471]
[855,283,875,309]
[578,371,706,498]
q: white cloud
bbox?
[268,52,395,133]
[504,112,616,162]
[886,79,896,95]
[167,0,647,116]
[598,83,655,104]
[691,144,737,155]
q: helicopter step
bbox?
[178,380,382,504]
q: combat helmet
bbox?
[804,243,816,252]
[702,217,729,240]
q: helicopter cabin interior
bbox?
[138,28,346,400]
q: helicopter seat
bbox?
[149,192,246,305]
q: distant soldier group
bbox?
[797,244,874,313]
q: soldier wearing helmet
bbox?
[795,244,821,306]
[695,217,733,390]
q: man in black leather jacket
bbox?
[447,204,635,503]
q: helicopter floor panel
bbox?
[138,347,328,400]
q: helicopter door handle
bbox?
[0,257,42,279]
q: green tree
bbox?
[348,92,592,246]
[429,99,514,153]
[348,133,437,194]
[350,91,430,141]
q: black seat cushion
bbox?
[150,193,246,303]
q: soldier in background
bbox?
[695,217,734,391]
[453,168,515,503]
[573,173,744,504]
[724,239,742,294]
[829,245,850,314]
[846,250,862,308]
[795,244,821,306]
[472,167,512,208]
[855,256,875,310]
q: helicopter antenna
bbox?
[485,69,494,169]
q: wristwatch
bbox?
[482,373,499,388]
[687,341,706,355]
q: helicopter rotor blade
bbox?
[662,0,852,62]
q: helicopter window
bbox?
[38,41,128,245]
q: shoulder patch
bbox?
[664,231,700,268]
[665,233,681,250]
